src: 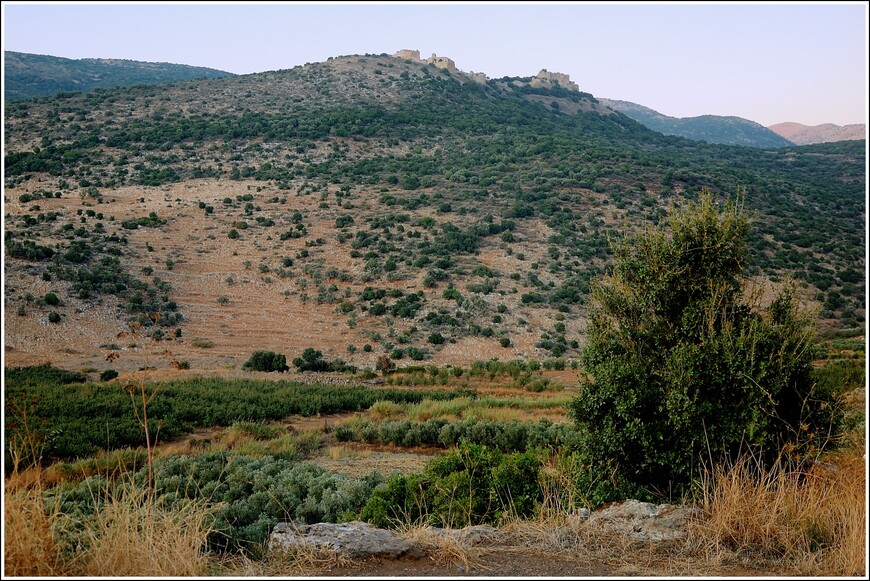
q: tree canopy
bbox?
[570,190,842,503]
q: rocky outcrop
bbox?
[576,500,699,542]
[269,502,697,563]
[270,521,426,560]
[428,524,498,545]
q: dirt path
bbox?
[290,547,770,577]
[316,550,618,577]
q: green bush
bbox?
[360,443,541,528]
[569,192,842,504]
[99,369,119,382]
[243,351,289,373]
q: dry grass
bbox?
[66,481,217,576]
[689,450,867,576]
[400,524,490,574]
[367,400,406,420]
[3,475,67,577]
[216,545,351,576]
[325,445,372,461]
[4,473,217,577]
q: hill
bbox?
[599,98,794,147]
[4,50,235,101]
[3,52,864,376]
[769,121,866,145]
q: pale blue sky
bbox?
[3,2,867,127]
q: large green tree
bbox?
[569,190,841,503]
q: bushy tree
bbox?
[243,350,289,373]
[292,348,329,372]
[569,191,841,503]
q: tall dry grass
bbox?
[4,474,218,577]
[400,524,490,574]
[215,545,350,576]
[67,481,217,576]
[690,450,866,576]
[4,475,67,577]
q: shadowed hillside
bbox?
[4,51,235,101]
[599,98,794,147]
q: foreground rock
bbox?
[270,521,425,560]
[577,500,700,542]
[432,524,498,545]
[269,501,697,562]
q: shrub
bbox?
[47,312,61,324]
[360,443,541,528]
[292,348,329,372]
[376,355,395,375]
[50,453,383,553]
[569,192,841,504]
[243,351,289,373]
[99,369,119,382]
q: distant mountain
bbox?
[598,98,793,148]
[4,51,235,101]
[768,122,866,145]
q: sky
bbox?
[2,2,867,127]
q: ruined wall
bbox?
[393,49,484,81]
[394,49,421,61]
[531,69,579,92]
[425,54,457,73]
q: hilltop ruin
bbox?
[393,49,579,91]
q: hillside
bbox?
[3,52,865,377]
[599,98,794,148]
[4,51,235,101]
[769,121,866,145]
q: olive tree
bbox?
[570,190,840,503]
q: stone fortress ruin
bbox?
[530,69,580,92]
[393,49,579,91]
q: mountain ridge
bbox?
[598,98,794,148]
[4,50,235,101]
